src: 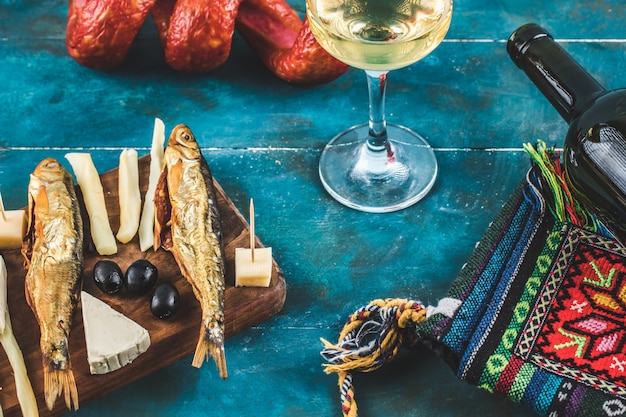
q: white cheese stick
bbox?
[0,311,39,417]
[138,118,165,252]
[0,256,39,417]
[116,148,141,243]
[65,153,117,255]
[0,253,6,333]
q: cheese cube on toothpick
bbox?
[0,193,27,250]
[235,199,272,287]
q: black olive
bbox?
[93,260,124,294]
[124,259,158,295]
[150,283,180,319]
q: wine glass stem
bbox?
[365,70,390,152]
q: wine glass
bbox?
[306,0,452,212]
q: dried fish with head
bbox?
[154,124,227,378]
[21,157,83,411]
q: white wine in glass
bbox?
[307,0,452,212]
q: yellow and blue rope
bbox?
[321,299,427,417]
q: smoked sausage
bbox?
[65,0,348,84]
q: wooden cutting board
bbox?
[0,155,286,417]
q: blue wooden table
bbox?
[1,1,626,416]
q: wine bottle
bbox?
[507,23,626,244]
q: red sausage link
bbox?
[163,0,244,73]
[66,0,157,69]
[235,0,348,84]
[150,0,176,47]
[65,0,347,84]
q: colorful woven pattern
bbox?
[424,158,626,416]
[523,232,626,395]
[322,146,626,417]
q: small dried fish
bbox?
[154,124,227,378]
[22,158,83,411]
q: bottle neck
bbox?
[507,23,606,123]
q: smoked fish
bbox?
[154,124,227,378]
[22,158,83,411]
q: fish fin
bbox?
[21,176,38,270]
[43,364,79,411]
[24,283,34,316]
[153,165,171,250]
[191,326,228,379]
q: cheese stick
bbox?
[0,256,39,417]
[65,153,117,255]
[116,148,141,243]
[139,118,165,251]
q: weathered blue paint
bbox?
[1,1,625,416]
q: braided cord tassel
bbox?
[321,299,427,417]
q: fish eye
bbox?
[174,126,197,148]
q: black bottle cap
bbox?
[507,23,553,67]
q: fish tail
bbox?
[191,326,228,379]
[43,364,79,411]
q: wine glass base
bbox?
[319,124,438,213]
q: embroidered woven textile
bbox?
[419,161,626,417]
[320,147,626,417]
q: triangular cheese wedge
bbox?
[81,291,151,375]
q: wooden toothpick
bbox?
[0,192,6,222]
[249,198,255,263]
